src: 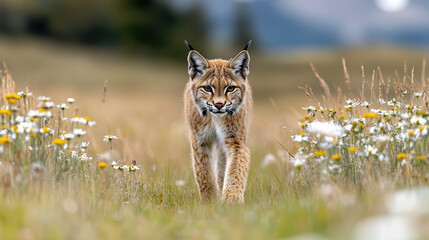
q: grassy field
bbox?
[1,36,429,240]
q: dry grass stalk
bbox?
[337,87,343,109]
[102,79,108,103]
[410,66,415,93]
[298,85,312,100]
[310,63,330,99]
[403,61,407,90]
[377,67,384,100]
[342,58,352,96]
[1,63,16,104]
[370,69,375,103]
[394,70,401,99]
[360,65,365,101]
[386,76,391,99]
[422,58,426,87]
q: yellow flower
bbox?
[97,162,109,168]
[408,131,414,136]
[84,116,91,121]
[301,122,307,129]
[42,127,50,133]
[7,99,15,104]
[314,151,327,157]
[362,112,378,118]
[339,114,347,120]
[348,146,358,152]
[417,155,425,161]
[53,138,67,146]
[4,93,21,100]
[0,136,10,144]
[331,154,341,161]
[419,125,426,131]
[11,125,17,134]
[397,153,407,160]
[0,109,11,116]
[300,132,305,136]
[38,108,47,113]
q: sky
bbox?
[172,0,429,51]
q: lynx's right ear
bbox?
[186,41,208,79]
[187,50,208,79]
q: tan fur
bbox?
[184,50,252,204]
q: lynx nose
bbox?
[214,102,225,110]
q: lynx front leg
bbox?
[191,142,218,202]
[215,143,227,196]
[222,141,250,204]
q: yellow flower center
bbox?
[348,146,358,152]
[53,138,67,145]
[362,112,378,118]
[314,151,327,157]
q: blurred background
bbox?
[0,0,428,167]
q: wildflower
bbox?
[53,138,67,146]
[103,134,118,142]
[4,93,21,100]
[306,121,344,137]
[0,109,11,116]
[397,153,407,160]
[128,165,139,172]
[348,146,358,152]
[365,145,378,156]
[57,103,69,110]
[331,154,341,161]
[61,132,75,140]
[302,106,317,112]
[37,96,51,101]
[292,158,306,169]
[73,128,86,137]
[291,134,309,142]
[175,180,186,186]
[261,153,276,167]
[408,131,414,136]
[97,162,109,168]
[414,92,422,98]
[114,165,129,171]
[361,101,370,108]
[362,112,378,118]
[0,136,10,144]
[78,153,92,161]
[410,116,426,125]
[67,98,75,104]
[328,164,342,173]
[417,156,425,161]
[314,151,327,157]
[17,91,32,98]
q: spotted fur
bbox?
[184,45,252,204]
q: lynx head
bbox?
[186,41,251,117]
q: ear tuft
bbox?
[187,50,208,79]
[243,40,252,51]
[229,50,250,79]
[184,40,194,51]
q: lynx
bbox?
[183,41,253,204]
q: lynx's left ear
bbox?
[230,41,251,79]
[230,50,250,79]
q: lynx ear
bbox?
[229,50,250,79]
[187,50,208,79]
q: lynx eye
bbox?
[202,85,212,92]
[226,86,236,92]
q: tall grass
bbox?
[1,59,429,240]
